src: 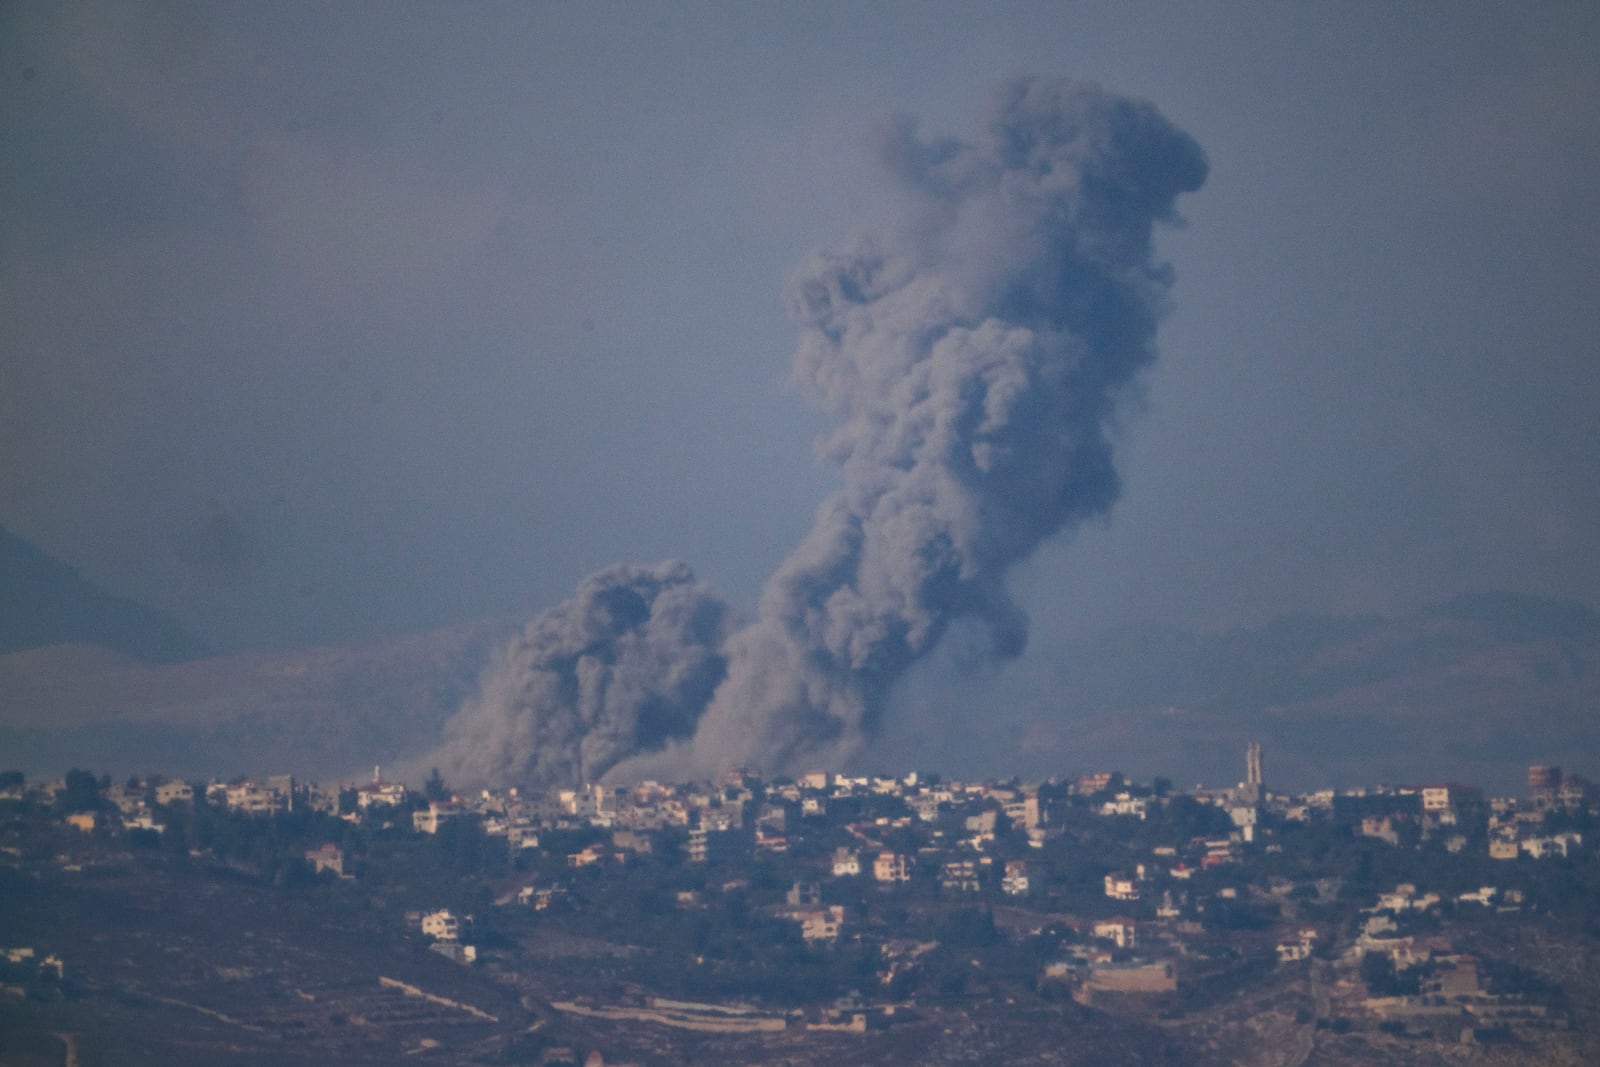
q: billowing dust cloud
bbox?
[437,78,1206,789]
[431,562,731,787]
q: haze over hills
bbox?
[1055,591,1600,723]
[2,520,1596,796]
[0,622,516,784]
[0,523,210,663]
[917,590,1600,796]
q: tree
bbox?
[424,767,450,803]
[937,906,1001,949]
[433,816,499,874]
[57,769,103,814]
[1360,951,1419,996]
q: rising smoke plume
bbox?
[437,77,1206,789]
[429,561,731,788]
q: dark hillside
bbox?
[0,524,209,662]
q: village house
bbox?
[1359,815,1401,845]
[1372,883,1439,913]
[1520,832,1581,859]
[105,784,145,816]
[304,843,345,876]
[1276,928,1318,962]
[794,906,847,943]
[700,808,736,833]
[611,829,655,855]
[153,779,193,806]
[1557,775,1593,810]
[1081,959,1177,995]
[517,886,567,911]
[873,851,911,884]
[1360,913,1398,942]
[787,881,823,907]
[412,801,461,834]
[1091,917,1138,949]
[1104,873,1140,901]
[755,803,787,834]
[566,844,608,868]
[1001,860,1030,896]
[1005,792,1042,830]
[941,859,983,893]
[754,826,789,854]
[122,809,165,834]
[1420,783,1482,827]
[1421,955,1485,999]
[420,909,462,941]
[356,773,407,810]
[1099,793,1148,820]
[831,848,861,877]
[226,781,286,816]
[1076,771,1117,795]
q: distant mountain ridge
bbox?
[0,524,210,662]
[0,619,517,781]
[1061,591,1600,721]
[1,573,1596,794]
[993,591,1600,794]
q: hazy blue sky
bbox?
[5,2,1598,656]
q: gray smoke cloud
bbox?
[428,561,731,789]
[612,77,1207,781]
[438,77,1205,788]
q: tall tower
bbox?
[1529,765,1561,808]
[1236,742,1264,806]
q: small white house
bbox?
[421,909,461,942]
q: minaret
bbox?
[1239,742,1263,805]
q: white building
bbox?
[1104,874,1140,901]
[412,802,462,834]
[154,780,194,806]
[1001,860,1030,896]
[1099,793,1149,820]
[1091,918,1138,949]
[421,910,461,942]
[873,851,911,884]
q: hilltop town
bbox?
[3,749,1599,1065]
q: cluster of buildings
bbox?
[0,945,66,1001]
[11,745,1596,1030]
[1342,879,1567,1040]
